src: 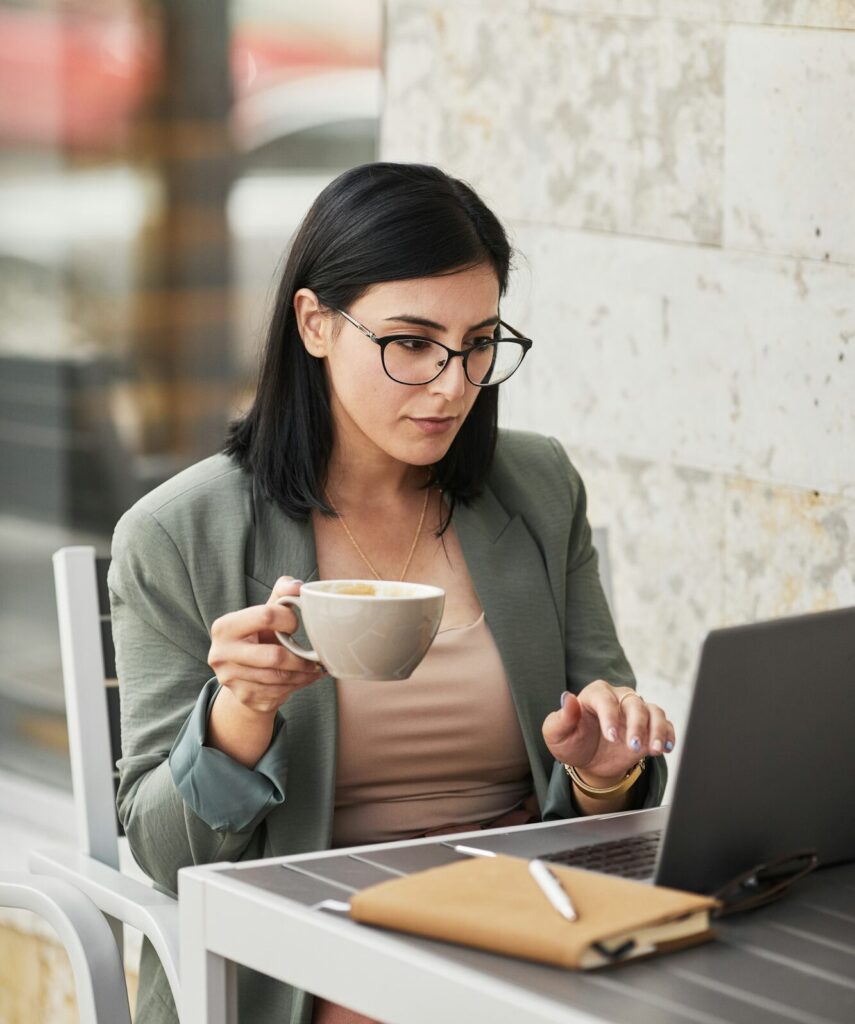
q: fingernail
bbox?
[629,736,641,752]
[665,740,674,752]
[607,727,618,743]
[560,691,568,708]
[291,579,304,587]
[651,739,663,753]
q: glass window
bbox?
[0,0,381,789]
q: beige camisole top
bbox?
[331,612,533,848]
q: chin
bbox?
[393,435,457,467]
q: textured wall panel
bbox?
[723,477,855,623]
[383,3,725,244]
[567,445,726,687]
[562,443,855,681]
[500,225,855,496]
[383,0,855,737]
[530,1,855,30]
[725,26,855,264]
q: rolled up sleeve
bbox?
[169,678,289,833]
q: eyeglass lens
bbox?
[383,338,525,386]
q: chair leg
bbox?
[106,913,124,960]
[0,873,132,1024]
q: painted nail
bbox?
[651,739,663,753]
[665,740,674,752]
[607,727,618,743]
[629,736,641,752]
[291,579,304,587]
[560,691,569,708]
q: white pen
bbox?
[452,844,497,858]
[528,858,578,921]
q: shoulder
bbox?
[109,453,259,626]
[483,430,589,567]
[489,429,583,507]
[112,453,252,560]
[127,453,249,519]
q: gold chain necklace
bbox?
[328,486,431,582]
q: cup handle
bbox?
[273,595,322,662]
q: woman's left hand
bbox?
[542,680,675,785]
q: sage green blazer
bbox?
[109,428,666,1024]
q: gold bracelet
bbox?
[564,758,646,800]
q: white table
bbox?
[178,807,855,1024]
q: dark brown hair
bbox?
[225,162,513,524]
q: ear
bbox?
[294,288,332,358]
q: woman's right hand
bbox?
[207,576,324,718]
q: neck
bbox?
[326,444,428,508]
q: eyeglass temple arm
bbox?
[334,307,376,341]
[337,306,529,348]
[498,320,532,346]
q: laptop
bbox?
[526,606,855,895]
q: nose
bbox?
[428,352,468,401]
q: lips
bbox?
[409,416,456,435]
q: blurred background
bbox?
[0,0,381,793]
[1,0,854,1017]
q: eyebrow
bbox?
[383,314,500,332]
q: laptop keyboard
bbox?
[540,829,663,880]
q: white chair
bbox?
[28,546,180,1010]
[0,872,132,1024]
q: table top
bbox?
[186,809,855,1024]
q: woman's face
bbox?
[299,263,501,469]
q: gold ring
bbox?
[618,691,643,709]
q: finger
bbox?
[542,692,582,747]
[579,681,622,743]
[267,576,304,604]
[622,695,650,754]
[220,639,320,675]
[213,603,300,642]
[646,704,668,754]
[665,720,676,753]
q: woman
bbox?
[110,162,675,1024]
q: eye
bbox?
[465,336,494,350]
[391,336,436,352]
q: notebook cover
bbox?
[349,855,719,970]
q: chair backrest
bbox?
[53,546,122,871]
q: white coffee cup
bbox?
[274,579,446,681]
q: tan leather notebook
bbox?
[349,855,719,969]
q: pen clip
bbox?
[314,899,351,914]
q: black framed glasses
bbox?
[333,308,533,387]
[711,849,818,917]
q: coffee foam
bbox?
[314,581,423,598]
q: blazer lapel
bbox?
[454,488,566,808]
[247,482,319,589]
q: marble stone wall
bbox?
[382,0,855,759]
